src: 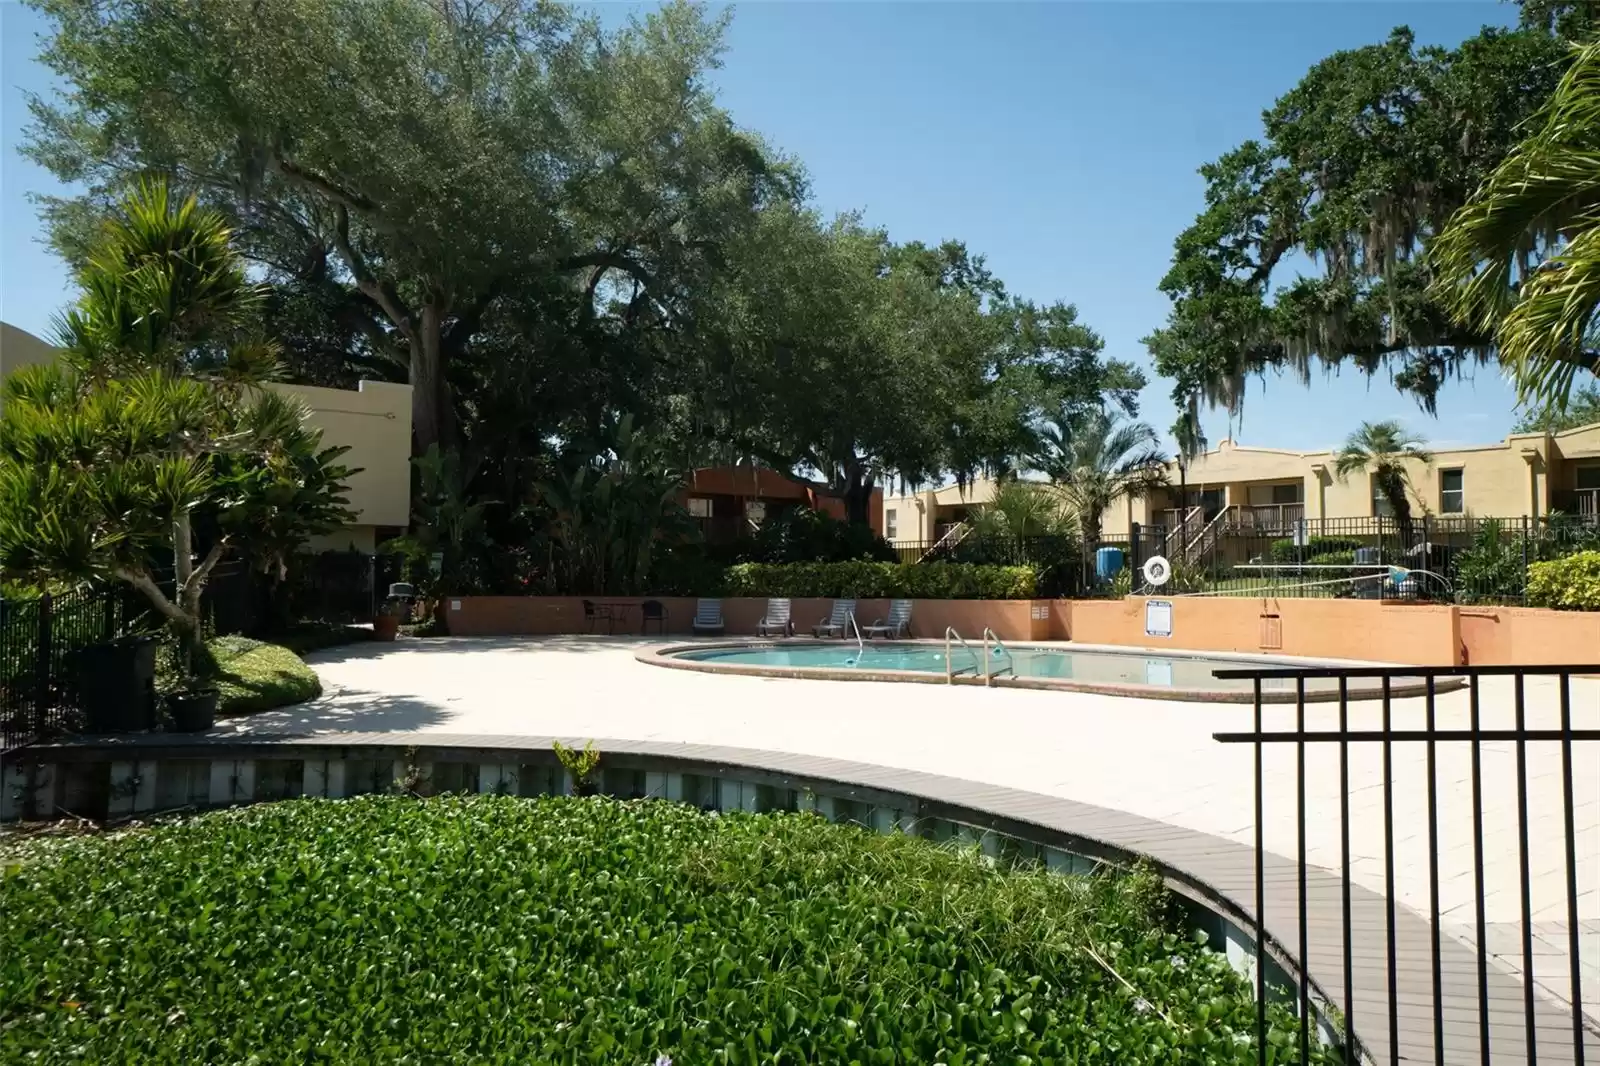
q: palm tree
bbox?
[1431,39,1600,409]
[1170,403,1208,530]
[1031,408,1167,547]
[1333,421,1432,547]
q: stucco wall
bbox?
[1458,607,1600,666]
[2,321,412,538]
[445,594,1596,669]
[269,380,413,529]
[445,596,1048,641]
[1060,596,1463,665]
[0,322,59,412]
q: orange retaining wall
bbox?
[442,595,1597,667]
[443,597,1052,641]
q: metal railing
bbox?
[943,626,978,682]
[846,612,863,656]
[1,583,160,753]
[1212,664,1599,1065]
[981,627,1012,686]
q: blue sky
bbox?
[2,0,1525,452]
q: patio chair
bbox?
[756,598,795,637]
[812,598,856,638]
[691,598,725,636]
[640,600,667,636]
[862,599,913,639]
[581,599,612,634]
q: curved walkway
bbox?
[221,635,1598,1062]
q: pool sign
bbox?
[1144,598,1173,638]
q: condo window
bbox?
[885,508,898,538]
[1439,469,1464,514]
[1578,465,1600,490]
[687,497,712,518]
[1271,483,1302,505]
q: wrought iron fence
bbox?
[0,584,158,753]
[885,529,1168,598]
[1213,664,1599,1065]
[1147,514,1600,604]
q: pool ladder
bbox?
[944,627,1013,686]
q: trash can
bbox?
[1095,546,1125,582]
[77,635,159,734]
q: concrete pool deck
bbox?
[225,634,1598,1043]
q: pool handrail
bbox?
[847,612,864,656]
[981,628,1013,686]
[944,626,979,683]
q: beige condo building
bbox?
[881,423,1600,547]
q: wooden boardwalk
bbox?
[28,729,1600,1065]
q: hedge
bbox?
[725,560,1037,599]
[0,795,1319,1063]
[1268,536,1363,563]
[1526,551,1600,610]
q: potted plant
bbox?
[165,639,219,733]
[373,597,404,641]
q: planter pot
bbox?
[373,614,400,641]
[168,689,218,733]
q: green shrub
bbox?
[169,636,322,715]
[725,560,1037,598]
[1268,536,1362,563]
[1452,519,1528,604]
[1526,551,1600,610]
[1305,550,1356,567]
[0,796,1320,1063]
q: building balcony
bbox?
[1228,503,1305,534]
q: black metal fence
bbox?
[0,584,159,752]
[889,527,1170,598]
[0,552,405,754]
[1214,664,1599,1065]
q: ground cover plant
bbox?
[0,795,1326,1064]
[154,635,321,717]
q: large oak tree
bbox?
[25,0,790,455]
[1143,11,1574,421]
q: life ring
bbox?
[1142,555,1172,587]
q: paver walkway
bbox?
[221,635,1599,1060]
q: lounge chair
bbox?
[756,597,795,637]
[862,599,913,639]
[812,598,856,638]
[691,598,725,635]
[640,600,667,635]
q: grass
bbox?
[0,795,1326,1064]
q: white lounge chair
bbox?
[691,598,725,635]
[756,598,795,637]
[812,598,856,638]
[862,599,913,639]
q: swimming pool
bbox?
[646,641,1461,702]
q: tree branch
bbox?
[114,568,188,625]
[270,151,383,218]
[183,541,230,607]
[560,250,659,294]
[332,205,415,339]
[444,280,503,353]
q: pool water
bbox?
[676,643,1333,694]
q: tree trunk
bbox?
[411,304,457,457]
[836,461,876,527]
